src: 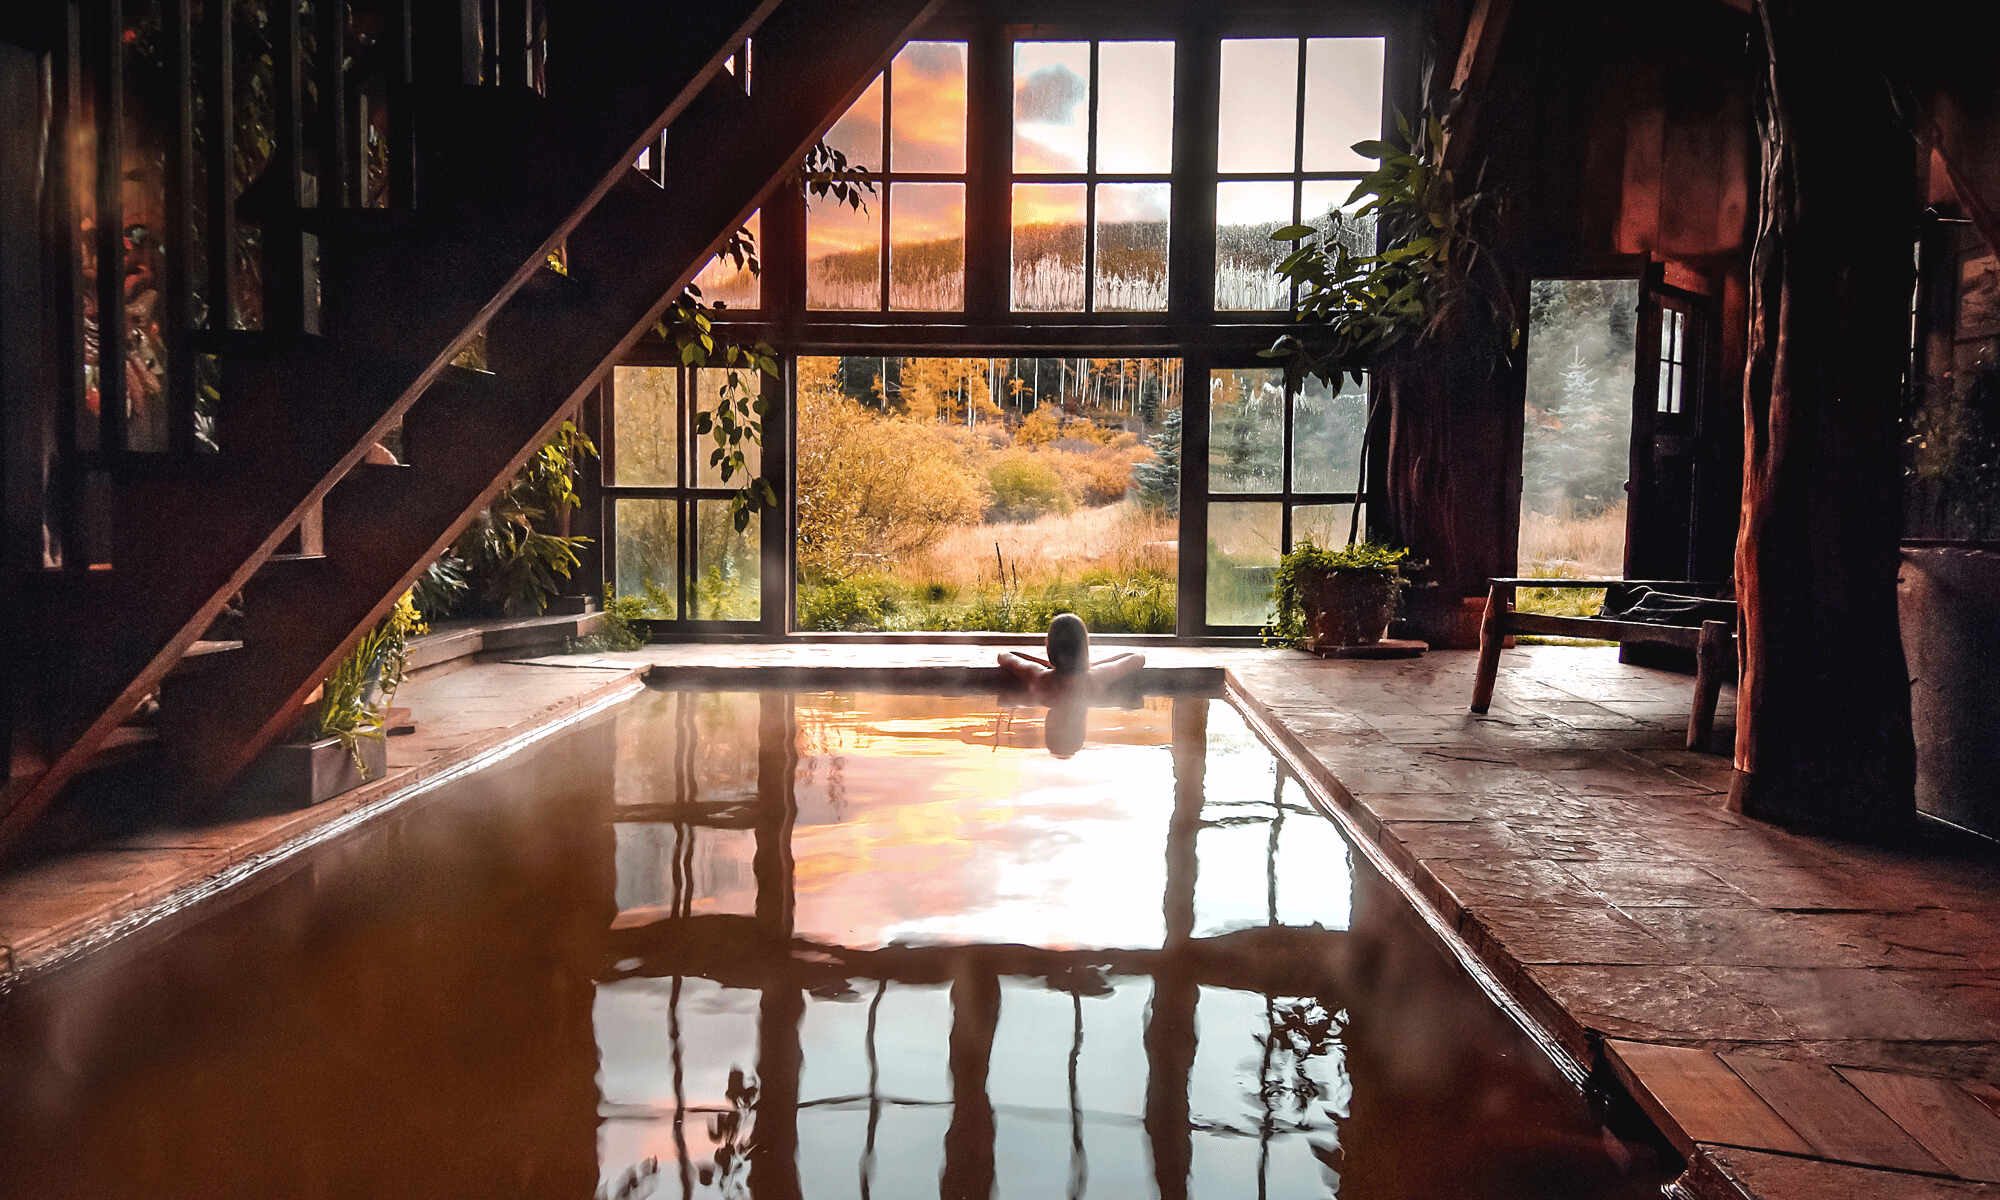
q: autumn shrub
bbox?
[986,451,1070,523]
[796,361,989,581]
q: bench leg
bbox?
[1470,581,1510,713]
[1687,619,1733,752]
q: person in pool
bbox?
[997,613,1146,697]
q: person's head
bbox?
[1046,613,1089,675]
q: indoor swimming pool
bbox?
[0,685,1675,1198]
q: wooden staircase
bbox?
[4,0,939,848]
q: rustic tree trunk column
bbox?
[1729,0,1916,834]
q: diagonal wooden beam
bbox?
[1439,0,1514,176]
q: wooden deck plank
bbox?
[1838,1069,2000,1183]
[1725,1054,1947,1173]
[1607,1040,1814,1156]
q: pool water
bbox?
[0,689,1674,1199]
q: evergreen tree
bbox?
[1133,407,1182,515]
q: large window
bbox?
[607,15,1393,635]
[795,356,1183,632]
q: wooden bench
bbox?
[1469,578,1737,752]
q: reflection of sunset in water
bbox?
[790,694,1178,949]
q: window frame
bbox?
[607,9,1407,639]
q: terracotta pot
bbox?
[1303,568,1400,648]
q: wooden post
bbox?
[1728,1,1916,834]
[1469,579,1511,712]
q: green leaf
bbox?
[1268,224,1317,242]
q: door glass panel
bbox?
[890,182,965,311]
[612,366,678,487]
[807,193,880,310]
[1209,367,1285,492]
[1096,41,1175,173]
[692,501,760,621]
[1013,183,1087,311]
[824,72,885,171]
[1206,502,1282,626]
[1013,42,1090,172]
[1302,38,1384,172]
[614,497,679,615]
[1218,39,1298,173]
[891,42,967,173]
[1291,371,1367,492]
[1095,183,1170,312]
[1519,278,1639,581]
[1215,182,1294,311]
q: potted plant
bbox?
[233,590,425,812]
[1268,539,1410,651]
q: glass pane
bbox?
[1518,278,1639,579]
[1218,39,1298,174]
[1206,502,1282,626]
[1291,371,1368,492]
[889,182,964,311]
[1209,367,1285,491]
[692,366,762,488]
[1096,41,1175,173]
[692,209,760,311]
[613,497,678,615]
[611,366,677,487]
[1013,183,1086,312]
[1302,37,1385,172]
[1302,178,1377,261]
[1013,41,1090,173]
[795,355,1180,633]
[693,501,760,621]
[807,192,880,310]
[1293,503,1362,550]
[1095,183,1170,312]
[890,41,966,173]
[824,72,884,171]
[1215,181,1294,311]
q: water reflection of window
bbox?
[1188,986,1349,1194]
[1215,37,1384,312]
[593,976,762,1194]
[809,42,968,312]
[1012,40,1175,313]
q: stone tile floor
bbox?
[6,639,2000,1199]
